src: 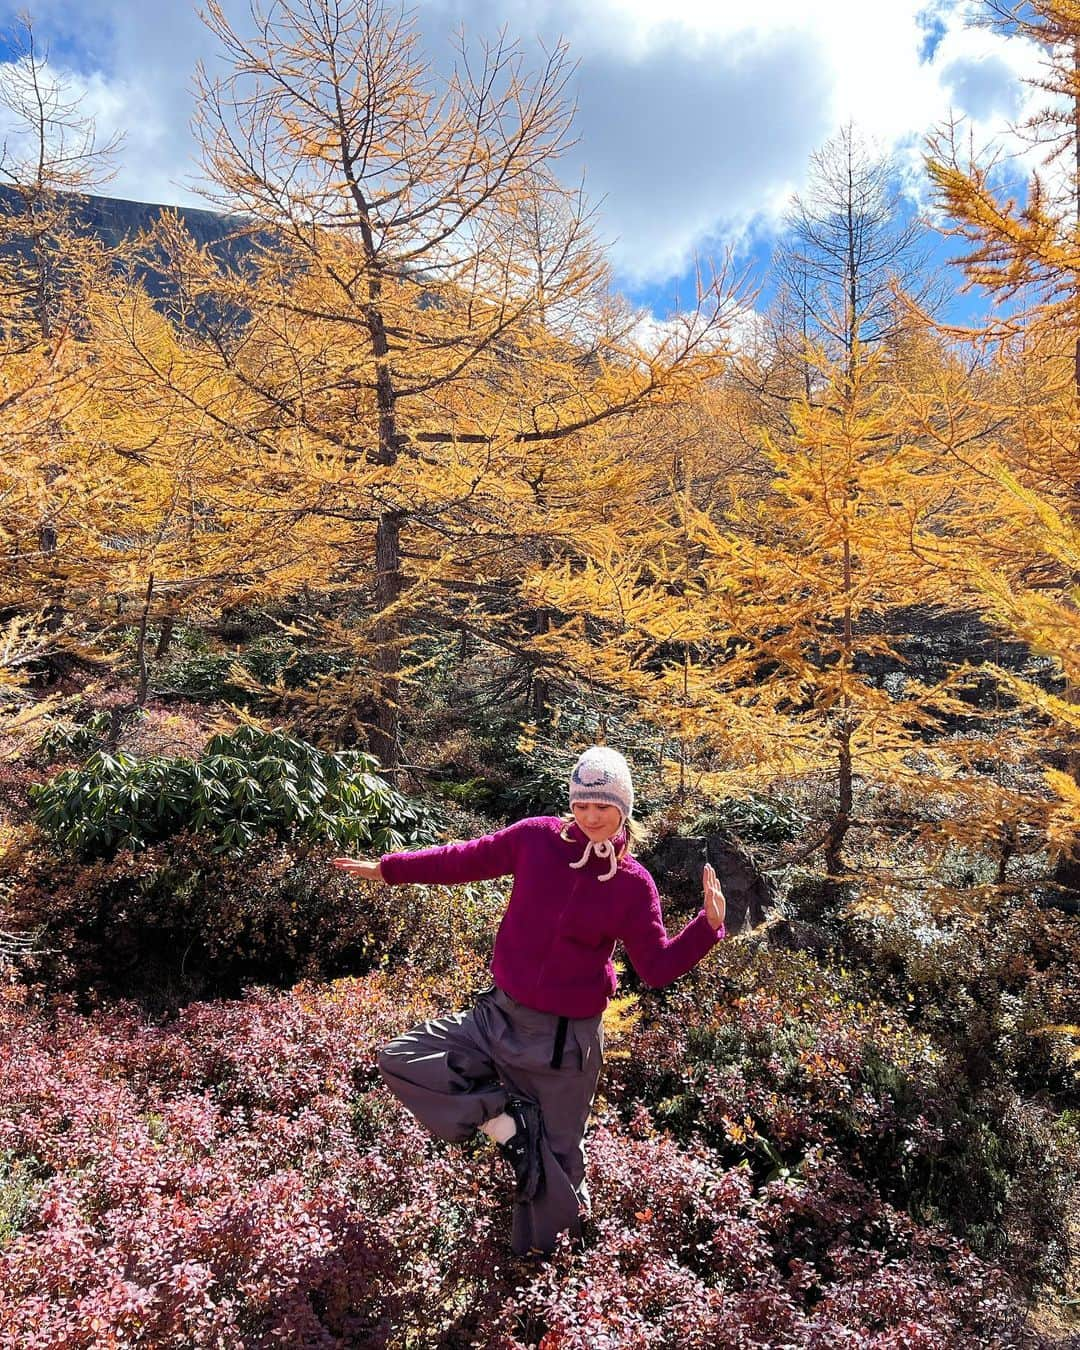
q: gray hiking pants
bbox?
[376,986,604,1256]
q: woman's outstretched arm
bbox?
[620,863,726,988]
[333,817,532,886]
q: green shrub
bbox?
[364,875,506,980]
[485,760,570,818]
[605,942,1079,1285]
[30,724,435,859]
[36,708,113,763]
[152,650,235,701]
[429,775,502,810]
[1,828,506,1009]
[689,792,807,846]
[836,894,1080,1102]
[144,627,362,705]
[427,710,670,821]
[0,1152,42,1245]
[239,634,354,690]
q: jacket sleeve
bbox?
[379,817,531,886]
[619,873,724,988]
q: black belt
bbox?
[550,1015,569,1069]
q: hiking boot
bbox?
[496,1096,543,1202]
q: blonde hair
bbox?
[561,812,647,858]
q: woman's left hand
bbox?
[703,862,726,931]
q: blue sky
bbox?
[624,201,994,330]
[0,0,1050,328]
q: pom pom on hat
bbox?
[568,745,634,821]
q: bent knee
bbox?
[376,1040,401,1078]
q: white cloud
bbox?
[629,298,765,362]
[524,0,1049,276]
[0,0,1055,285]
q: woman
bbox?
[333,745,726,1255]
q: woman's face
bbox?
[571,800,623,843]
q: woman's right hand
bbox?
[703,862,726,931]
[332,857,383,881]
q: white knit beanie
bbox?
[568,746,634,822]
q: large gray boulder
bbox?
[642,832,773,933]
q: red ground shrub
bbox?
[0,974,1042,1349]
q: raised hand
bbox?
[332,857,383,881]
[702,862,726,931]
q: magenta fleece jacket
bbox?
[379,815,724,1018]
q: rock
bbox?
[642,832,774,932]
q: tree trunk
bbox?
[1053,41,1080,899]
[825,531,855,883]
[154,614,175,659]
[823,727,852,879]
[370,511,403,771]
[346,175,406,772]
[135,573,154,707]
[529,609,552,716]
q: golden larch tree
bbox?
[106,0,737,766]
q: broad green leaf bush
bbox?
[36,708,112,763]
[689,792,807,846]
[29,724,433,859]
[143,628,356,704]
